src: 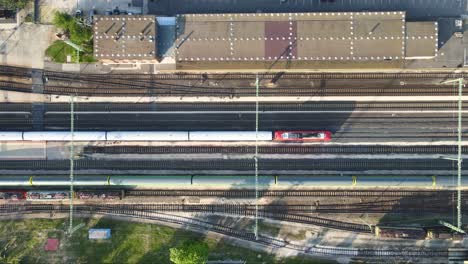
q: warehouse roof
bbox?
[93,15,158,60]
[405,22,438,59]
[175,12,437,62]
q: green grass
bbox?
[0,217,336,264]
[45,40,77,63]
[45,40,96,63]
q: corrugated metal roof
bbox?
[175,11,437,62]
[405,22,438,59]
[93,15,158,60]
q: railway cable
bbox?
[84,145,468,155]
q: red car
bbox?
[274,130,332,142]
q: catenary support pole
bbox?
[457,78,462,229]
[255,74,259,240]
[68,95,74,235]
[441,77,464,230]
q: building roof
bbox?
[93,15,158,60]
[44,239,59,251]
[175,12,437,62]
[405,22,438,58]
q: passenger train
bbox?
[0,131,332,142]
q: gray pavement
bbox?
[149,0,467,20]
[0,24,55,69]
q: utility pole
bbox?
[441,77,464,229]
[456,78,463,230]
[68,95,75,236]
[254,74,259,240]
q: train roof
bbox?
[0,132,23,141]
[106,131,189,141]
[189,131,272,141]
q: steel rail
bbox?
[0,159,459,172]
[124,189,466,198]
[3,101,468,112]
[42,71,466,80]
[83,145,468,155]
[0,202,447,257]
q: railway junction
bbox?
[0,5,467,264]
[1,68,468,263]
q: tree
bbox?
[169,240,209,264]
[53,12,73,30]
[0,0,30,10]
[68,21,92,45]
[53,11,91,45]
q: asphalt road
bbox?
[0,102,465,142]
[148,0,466,20]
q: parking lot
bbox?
[38,0,144,23]
[149,0,467,20]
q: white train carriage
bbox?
[106,131,189,141]
[23,131,107,141]
[189,131,273,141]
[0,132,24,141]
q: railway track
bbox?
[0,159,459,173]
[125,189,465,197]
[0,203,370,232]
[0,202,446,258]
[4,101,468,112]
[0,69,465,97]
[42,71,466,80]
[35,83,459,97]
[0,201,459,229]
[84,145,468,155]
[1,81,462,97]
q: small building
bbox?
[89,228,111,239]
[44,238,59,251]
[175,12,438,66]
[93,15,158,64]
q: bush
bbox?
[24,13,33,23]
[169,240,209,264]
[68,21,92,45]
[0,0,30,10]
[49,11,94,62]
[53,12,74,30]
